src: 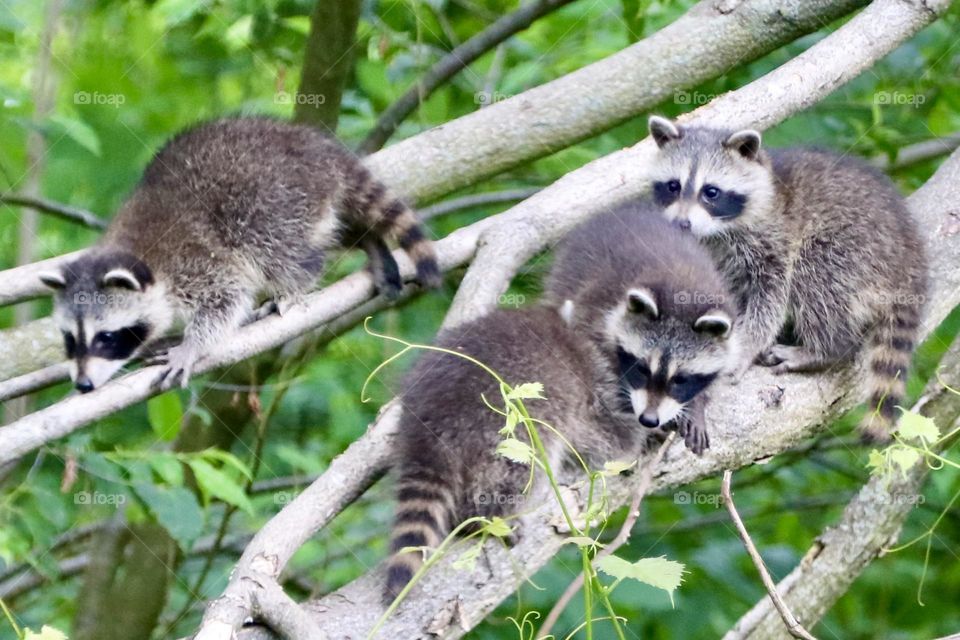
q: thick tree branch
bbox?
[445,0,949,326]
[357,0,580,154]
[0,0,868,310]
[191,3,956,636]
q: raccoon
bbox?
[647,115,928,440]
[38,117,441,391]
[384,305,644,603]
[546,201,738,454]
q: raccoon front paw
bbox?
[154,343,199,389]
[676,418,709,455]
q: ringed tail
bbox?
[349,168,443,289]
[860,302,920,442]
[383,467,455,604]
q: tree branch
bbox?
[872,132,960,171]
[723,348,960,640]
[0,193,107,230]
[722,470,818,640]
[356,0,580,154]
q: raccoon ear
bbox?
[694,310,732,338]
[627,287,659,319]
[724,129,762,161]
[648,116,682,148]
[101,268,143,291]
[559,299,576,326]
[39,270,66,290]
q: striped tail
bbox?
[859,302,920,442]
[383,467,455,605]
[348,169,442,292]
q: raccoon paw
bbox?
[677,420,709,456]
[154,344,199,389]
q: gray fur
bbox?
[41,117,440,390]
[545,200,738,453]
[384,305,643,602]
[648,116,928,440]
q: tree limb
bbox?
[357,0,580,154]
[872,132,960,171]
[722,470,818,640]
[0,193,107,230]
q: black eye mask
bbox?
[667,372,717,403]
[88,323,151,360]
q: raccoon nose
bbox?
[639,412,659,428]
[75,376,95,393]
[673,219,691,232]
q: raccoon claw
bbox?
[676,418,709,455]
[154,344,198,389]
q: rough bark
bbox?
[293,0,362,130]
[189,2,955,636]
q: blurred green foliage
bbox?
[0,0,958,638]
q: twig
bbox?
[721,470,818,640]
[537,432,676,639]
[0,193,108,230]
[419,187,541,219]
[872,133,960,171]
[357,0,579,154]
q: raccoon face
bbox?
[647,116,777,238]
[39,253,172,392]
[606,287,733,428]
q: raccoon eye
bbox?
[62,332,77,358]
[667,180,681,193]
[702,185,721,200]
[669,372,717,403]
[616,347,649,387]
[94,331,118,348]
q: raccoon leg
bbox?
[674,394,708,455]
[859,302,920,442]
[757,344,848,374]
[155,291,252,389]
[362,237,403,300]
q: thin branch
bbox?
[721,470,818,640]
[0,193,107,230]
[420,187,541,220]
[357,0,579,154]
[537,432,676,639]
[872,133,960,171]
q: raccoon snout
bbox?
[638,411,659,428]
[672,218,691,232]
[75,375,95,393]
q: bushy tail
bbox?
[348,169,442,290]
[383,467,456,605]
[860,302,920,442]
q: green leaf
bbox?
[188,459,254,514]
[149,453,184,486]
[602,460,636,476]
[152,0,210,25]
[483,517,513,539]
[499,407,520,435]
[23,626,69,640]
[562,536,598,548]
[198,449,253,480]
[866,449,887,474]
[224,15,254,51]
[506,382,545,400]
[451,542,482,571]
[597,555,686,606]
[496,438,535,465]
[132,483,204,550]
[47,114,102,156]
[147,391,183,441]
[896,411,940,445]
[889,446,921,478]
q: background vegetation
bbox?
[0,0,958,638]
